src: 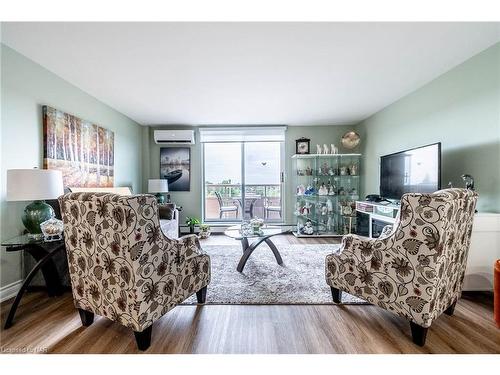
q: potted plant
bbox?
[198,224,211,239]
[185,217,200,234]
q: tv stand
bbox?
[356,201,399,238]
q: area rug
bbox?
[183,243,366,305]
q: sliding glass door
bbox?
[243,142,282,221]
[204,142,243,221]
[203,141,283,223]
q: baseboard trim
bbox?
[0,280,23,303]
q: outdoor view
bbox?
[204,142,282,222]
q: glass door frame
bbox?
[201,141,285,224]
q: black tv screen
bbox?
[380,143,441,200]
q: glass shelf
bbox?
[292,153,361,237]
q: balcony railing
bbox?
[204,183,282,222]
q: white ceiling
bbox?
[2,22,499,126]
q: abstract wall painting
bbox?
[160,147,190,191]
[43,106,115,187]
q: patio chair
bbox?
[264,197,282,219]
[215,191,239,219]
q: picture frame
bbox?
[160,147,191,191]
[43,105,115,187]
[295,137,310,154]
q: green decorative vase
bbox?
[22,200,54,235]
[155,193,165,204]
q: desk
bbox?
[1,235,65,328]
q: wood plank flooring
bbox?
[1,235,499,354]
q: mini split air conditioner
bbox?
[154,130,195,145]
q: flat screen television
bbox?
[380,143,441,200]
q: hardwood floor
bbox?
[1,235,499,354]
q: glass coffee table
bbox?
[224,225,291,272]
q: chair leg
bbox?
[134,325,153,351]
[78,308,94,327]
[410,322,428,346]
[196,286,207,303]
[330,287,342,303]
[444,300,457,316]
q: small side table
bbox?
[1,234,65,329]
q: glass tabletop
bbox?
[224,225,288,240]
[1,234,64,247]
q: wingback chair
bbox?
[325,188,478,346]
[59,192,211,350]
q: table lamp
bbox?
[148,179,169,204]
[6,169,64,238]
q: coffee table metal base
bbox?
[237,236,283,272]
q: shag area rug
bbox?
[184,243,365,304]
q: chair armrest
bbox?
[333,232,396,267]
[174,234,204,260]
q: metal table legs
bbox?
[237,235,283,272]
[4,244,64,329]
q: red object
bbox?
[495,260,500,328]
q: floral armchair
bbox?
[59,192,211,350]
[325,188,478,346]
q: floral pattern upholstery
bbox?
[59,192,211,332]
[325,188,478,328]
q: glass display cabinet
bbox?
[292,153,361,237]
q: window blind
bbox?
[199,126,287,143]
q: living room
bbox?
[1,1,499,370]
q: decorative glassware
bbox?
[40,218,64,242]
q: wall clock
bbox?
[295,137,310,154]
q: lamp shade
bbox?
[6,169,64,201]
[148,179,169,193]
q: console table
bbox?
[1,235,65,328]
[355,201,399,238]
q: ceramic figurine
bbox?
[327,198,333,213]
[302,219,314,235]
[323,144,329,154]
[301,202,312,215]
[321,162,329,175]
[306,166,313,175]
[316,144,322,154]
[327,216,333,231]
[350,164,358,175]
[318,183,328,195]
[321,205,328,216]
[296,184,305,195]
[304,185,316,195]
[340,166,347,176]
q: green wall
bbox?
[144,125,360,224]
[0,44,143,288]
[357,42,500,213]
[2,38,498,291]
